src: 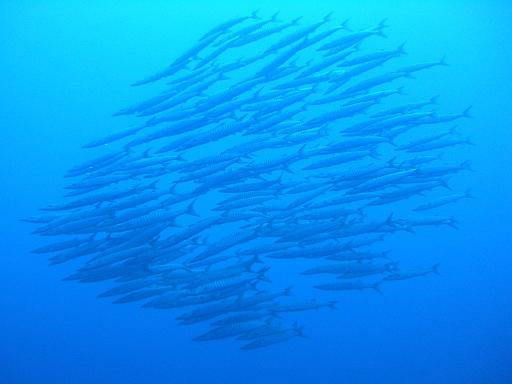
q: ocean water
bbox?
[1,1,511,383]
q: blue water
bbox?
[1,1,512,383]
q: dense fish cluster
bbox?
[26,12,472,350]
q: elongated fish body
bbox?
[302,261,387,276]
[264,13,332,54]
[31,238,87,254]
[384,264,440,281]
[399,127,456,150]
[315,280,382,292]
[303,150,372,170]
[232,18,300,47]
[339,44,405,68]
[339,70,408,96]
[198,11,259,42]
[416,161,472,177]
[371,96,438,118]
[194,320,265,341]
[406,137,471,152]
[240,326,305,349]
[320,19,387,51]
[214,13,279,47]
[191,230,256,262]
[298,48,356,78]
[270,300,337,312]
[350,169,418,193]
[212,311,274,327]
[237,323,285,340]
[413,190,473,211]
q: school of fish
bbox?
[25,12,473,350]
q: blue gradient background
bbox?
[1,1,511,383]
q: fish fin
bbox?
[264,317,275,325]
[217,72,229,81]
[291,16,302,26]
[323,11,334,22]
[392,87,406,98]
[465,188,475,199]
[464,137,475,146]
[356,206,366,217]
[448,125,459,135]
[385,212,395,227]
[234,292,245,303]
[430,95,440,105]
[382,250,392,259]
[373,282,383,294]
[142,148,152,157]
[343,240,354,252]
[387,156,397,168]
[461,160,473,172]
[112,108,129,117]
[259,274,271,283]
[270,11,280,22]
[328,301,338,309]
[319,125,329,137]
[340,18,351,31]
[250,280,262,292]
[186,199,199,217]
[440,179,452,190]
[168,184,178,195]
[432,263,441,275]
[403,225,416,234]
[439,54,449,66]
[368,148,380,159]
[295,324,308,338]
[462,105,473,118]
[397,42,406,55]
[447,218,459,229]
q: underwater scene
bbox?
[1,1,511,383]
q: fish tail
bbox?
[375,18,389,37]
